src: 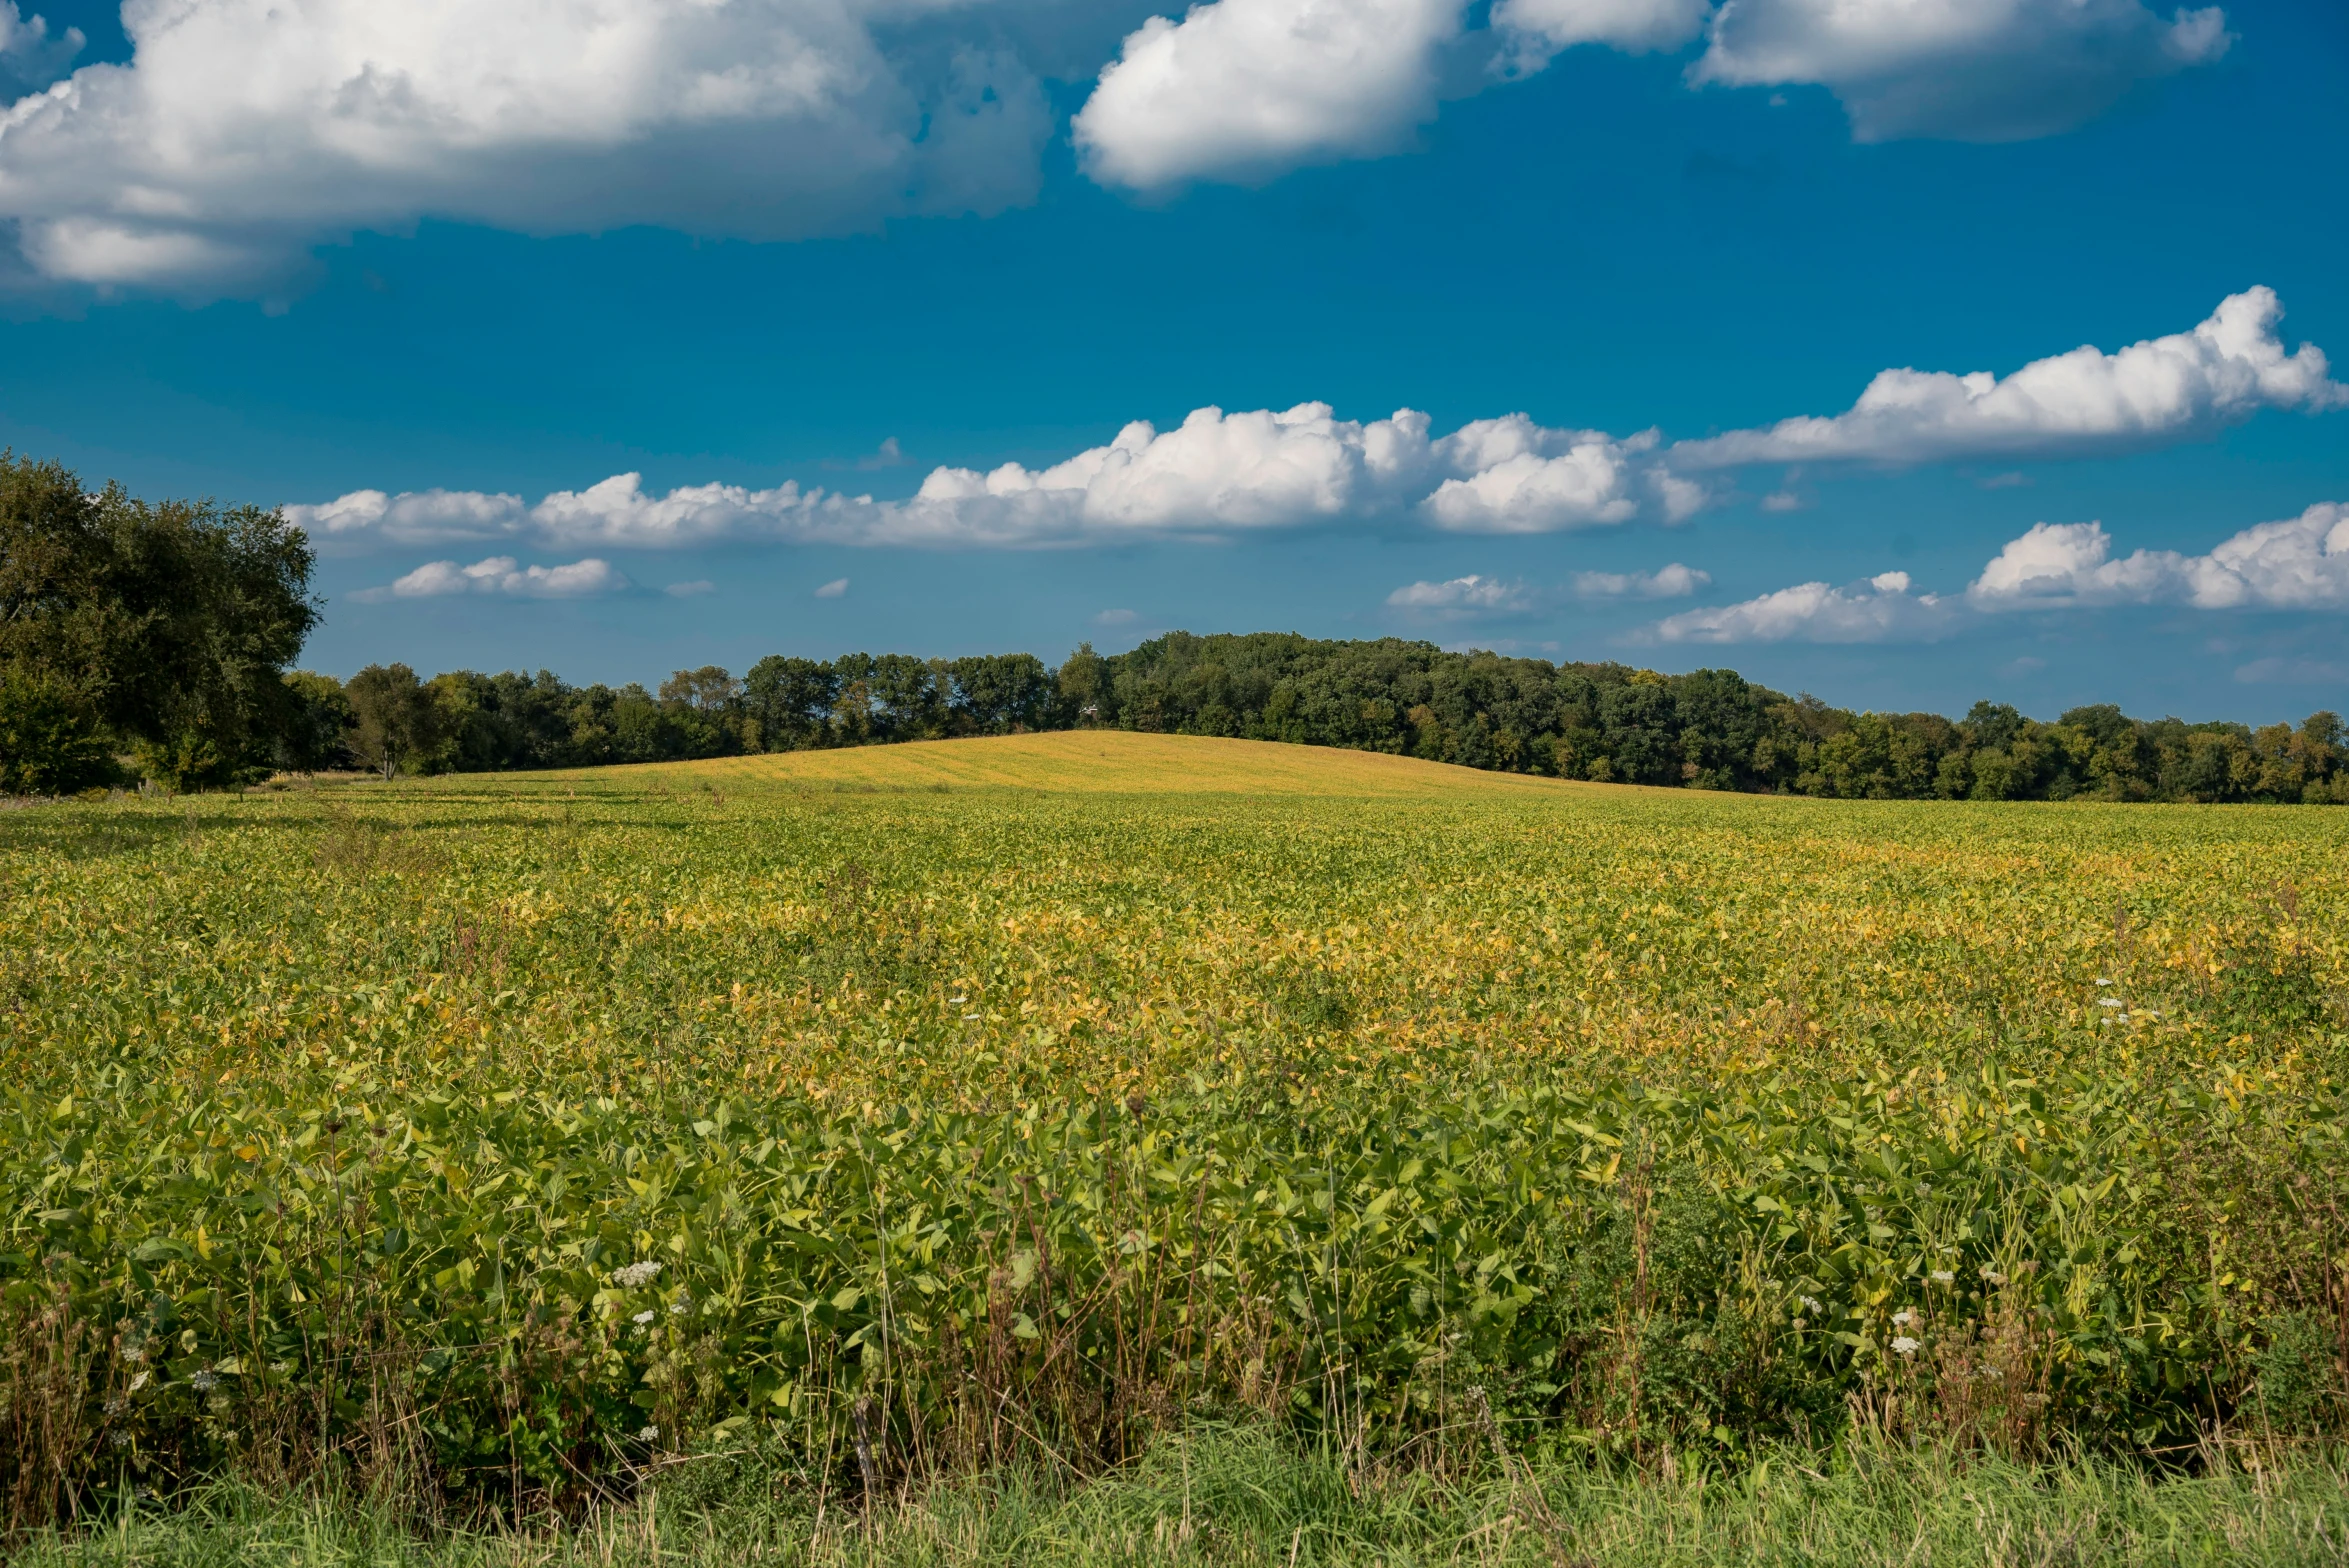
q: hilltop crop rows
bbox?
[2,753,2345,1532]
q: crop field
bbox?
[3,733,2347,1539]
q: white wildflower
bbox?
[638,1425,659,1441]
[2098,998,2123,1008]
[1891,1336,1920,1356]
[949,995,967,1003]
[188,1370,218,1393]
[1981,1268,2007,1286]
[1800,1295,1823,1314]
[2095,978,2113,987]
[1931,1271,1955,1284]
[104,1396,127,1416]
[633,1310,655,1325]
[1891,1309,1914,1327]
[610,1261,663,1289]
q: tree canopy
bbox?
[0,454,317,792]
[281,633,2349,805]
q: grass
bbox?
[4,734,2346,1547]
[18,1426,2349,1566]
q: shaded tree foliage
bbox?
[0,453,317,792]
[346,664,446,781]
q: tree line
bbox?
[297,632,2348,804]
[2,455,2343,802]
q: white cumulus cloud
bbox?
[0,0,1052,291]
[1967,504,2349,611]
[286,299,2344,554]
[1080,0,2235,193]
[1653,569,1957,643]
[285,487,530,550]
[1073,0,1464,190]
[353,554,627,601]
[916,403,1424,538]
[814,576,850,597]
[292,402,1692,551]
[1690,0,2233,143]
[1420,418,1675,533]
[1385,573,1540,615]
[1574,562,1708,597]
[1647,498,2349,646]
[1671,288,2343,471]
[1635,495,2349,645]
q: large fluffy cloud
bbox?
[1967,504,2349,611]
[0,0,2250,285]
[1073,0,1464,189]
[0,0,1051,290]
[1671,288,2344,471]
[292,402,1688,551]
[1421,418,1701,532]
[1689,0,2232,142]
[1652,570,1958,642]
[915,403,1426,538]
[1078,0,2234,192]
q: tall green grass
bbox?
[18,1426,2349,1567]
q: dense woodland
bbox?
[289,635,2349,804]
[3,455,2344,801]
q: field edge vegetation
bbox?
[14,1424,2349,1567]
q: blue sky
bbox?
[2,0,2344,720]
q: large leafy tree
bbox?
[345,664,446,781]
[0,453,319,791]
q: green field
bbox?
[4,734,2346,1555]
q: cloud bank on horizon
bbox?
[296,406,1705,554]
[1641,501,2349,646]
[298,288,2343,561]
[0,0,2237,292]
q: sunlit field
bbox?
[4,734,2345,1550]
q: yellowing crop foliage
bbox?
[2,734,2345,1528]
